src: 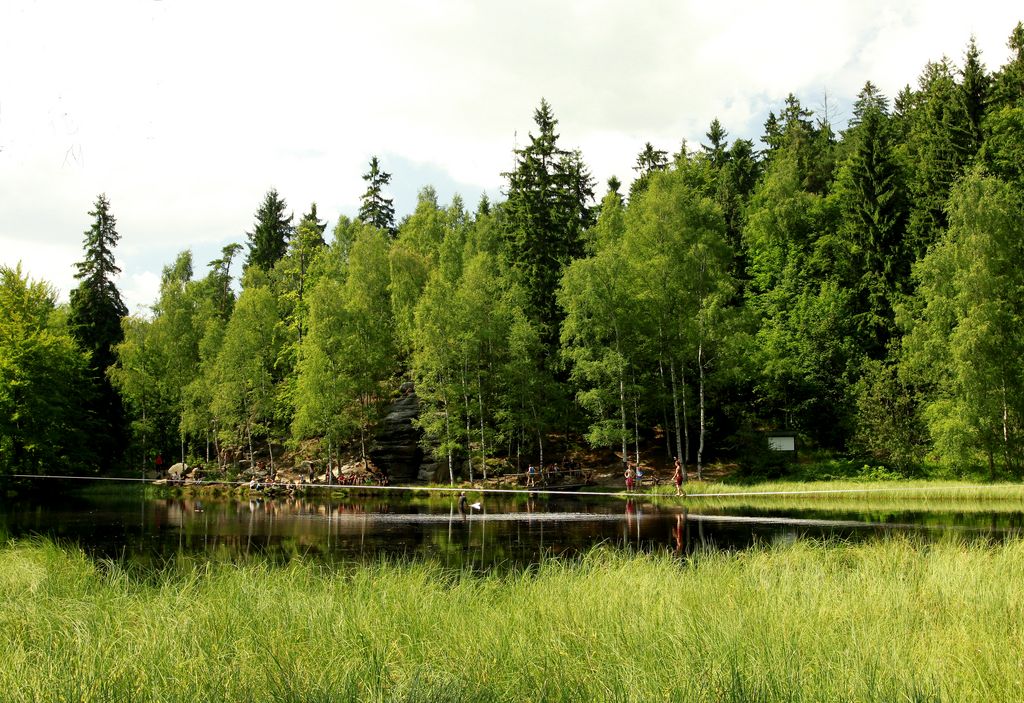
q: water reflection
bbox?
[1,482,1023,569]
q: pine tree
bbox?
[69,194,129,464]
[990,22,1024,109]
[358,156,396,235]
[838,84,909,356]
[298,202,328,247]
[503,99,595,347]
[850,81,888,127]
[70,195,128,371]
[206,243,242,319]
[244,189,293,271]
[702,118,729,167]
[959,37,991,151]
[903,60,974,256]
[628,142,669,201]
[280,203,329,348]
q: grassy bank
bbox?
[2,538,1024,702]
[626,479,1024,512]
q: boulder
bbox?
[167,462,187,480]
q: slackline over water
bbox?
[9,474,1023,500]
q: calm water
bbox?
[2,481,1023,569]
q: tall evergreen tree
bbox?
[206,243,242,319]
[850,81,888,126]
[702,118,729,167]
[838,83,909,356]
[628,142,669,201]
[298,202,328,247]
[358,156,396,235]
[244,189,293,271]
[70,195,128,371]
[903,60,974,255]
[762,94,834,193]
[279,202,329,348]
[990,22,1024,109]
[959,37,991,151]
[716,137,761,269]
[503,98,595,347]
[69,194,129,463]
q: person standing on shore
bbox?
[672,457,684,496]
[624,464,636,492]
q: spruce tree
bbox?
[503,99,595,346]
[244,189,293,271]
[903,60,974,256]
[298,202,328,247]
[839,85,909,356]
[702,118,729,167]
[358,156,396,236]
[990,22,1024,109]
[959,37,991,151]
[69,194,130,465]
[628,142,669,201]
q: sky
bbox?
[1,0,1021,314]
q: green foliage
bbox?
[295,225,396,464]
[560,190,637,458]
[389,188,449,355]
[852,359,928,472]
[0,266,95,474]
[743,152,855,444]
[22,22,1024,479]
[901,169,1024,478]
[292,241,355,447]
[211,274,283,463]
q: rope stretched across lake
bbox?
[9,474,1024,500]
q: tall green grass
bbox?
[2,537,1023,701]
[636,479,1024,512]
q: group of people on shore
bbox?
[524,460,582,487]
[624,457,686,496]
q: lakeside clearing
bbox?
[2,537,1023,702]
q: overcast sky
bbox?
[1,1,1020,313]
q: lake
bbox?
[2,480,1022,569]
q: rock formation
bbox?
[369,392,426,482]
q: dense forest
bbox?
[4,24,1024,481]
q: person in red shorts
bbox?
[624,464,636,492]
[672,456,684,496]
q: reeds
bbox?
[2,537,1022,701]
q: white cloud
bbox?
[2,0,1021,310]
